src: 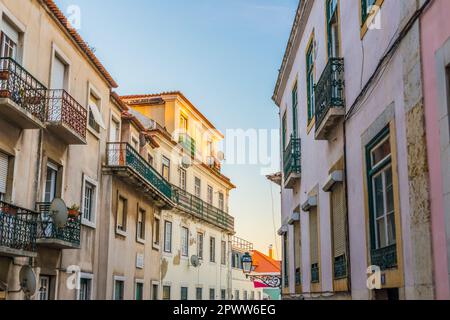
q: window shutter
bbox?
[332,184,346,258]
[1,19,19,44]
[309,208,319,265]
[0,152,9,194]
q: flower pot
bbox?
[0,70,10,81]
[68,209,79,218]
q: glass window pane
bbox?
[387,213,396,246]
[376,218,387,248]
[371,138,391,167]
[374,174,385,218]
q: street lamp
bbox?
[241,252,253,275]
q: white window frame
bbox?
[116,195,128,237]
[131,133,139,151]
[77,273,94,301]
[207,185,213,205]
[194,177,201,198]
[179,168,187,190]
[153,214,161,250]
[87,83,105,137]
[197,232,204,260]
[136,208,146,244]
[113,275,126,300]
[181,226,189,257]
[50,43,71,91]
[109,113,121,143]
[43,161,59,203]
[218,192,224,211]
[164,220,173,253]
[210,236,216,263]
[81,175,98,228]
[0,7,26,63]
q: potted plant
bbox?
[68,204,80,218]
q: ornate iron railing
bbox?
[311,263,320,283]
[46,89,87,140]
[172,185,234,232]
[179,133,196,158]
[0,201,38,253]
[371,244,397,271]
[314,58,345,130]
[0,57,47,122]
[283,137,301,179]
[35,202,81,247]
[334,254,348,279]
[106,143,172,200]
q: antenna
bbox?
[49,198,68,228]
[19,266,37,298]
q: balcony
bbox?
[314,58,345,140]
[179,133,196,158]
[46,89,87,145]
[0,201,38,257]
[371,244,398,271]
[0,57,47,129]
[172,185,235,233]
[105,143,173,208]
[283,137,301,189]
[35,203,81,249]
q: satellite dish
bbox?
[19,266,37,297]
[181,155,192,169]
[217,151,225,161]
[49,198,68,228]
[207,157,215,166]
[190,255,201,268]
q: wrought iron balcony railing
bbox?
[311,263,320,283]
[0,201,38,255]
[172,185,234,233]
[283,137,301,180]
[334,254,348,279]
[179,133,196,158]
[106,143,173,201]
[371,244,397,271]
[46,89,87,141]
[314,58,345,131]
[0,57,47,122]
[35,202,81,248]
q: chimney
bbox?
[268,245,273,259]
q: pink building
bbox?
[421,0,450,300]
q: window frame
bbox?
[306,35,315,125]
[81,175,98,228]
[210,237,216,263]
[207,185,213,205]
[197,232,204,260]
[181,226,189,257]
[134,279,144,301]
[196,287,203,300]
[77,273,93,301]
[113,276,125,301]
[180,287,189,301]
[162,285,171,300]
[221,240,227,265]
[136,208,146,243]
[164,220,173,253]
[116,195,128,236]
[153,215,161,250]
[179,167,187,190]
[162,156,171,182]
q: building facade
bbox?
[120,92,235,301]
[420,0,450,300]
[272,0,436,300]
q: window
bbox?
[153,217,160,247]
[179,168,187,190]
[331,182,347,279]
[207,140,213,157]
[367,129,397,253]
[44,162,59,203]
[250,291,255,300]
[327,0,340,58]
[209,288,215,300]
[235,290,240,300]
[135,281,144,300]
[283,234,289,288]
[82,180,96,224]
[110,118,120,142]
[282,112,287,150]
[180,114,188,132]
[137,209,146,241]
[152,284,159,300]
[78,277,92,301]
[131,135,139,151]
[0,152,9,200]
[88,93,103,133]
[114,279,124,300]
[207,185,213,205]
[194,177,201,198]
[292,82,298,137]
[116,196,127,233]
[39,276,50,300]
[181,287,188,300]
[164,221,172,253]
[221,241,227,265]
[310,207,320,283]
[221,289,226,300]
[243,291,248,300]
[361,0,377,26]
[163,286,171,300]
[197,232,204,260]
[148,154,154,167]
[1,33,17,60]
[162,156,170,181]
[181,227,189,257]
[196,287,203,300]
[218,192,224,211]
[210,237,216,263]
[306,39,315,123]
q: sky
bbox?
[54,0,298,259]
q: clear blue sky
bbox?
[55,0,297,258]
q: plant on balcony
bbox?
[68,204,80,218]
